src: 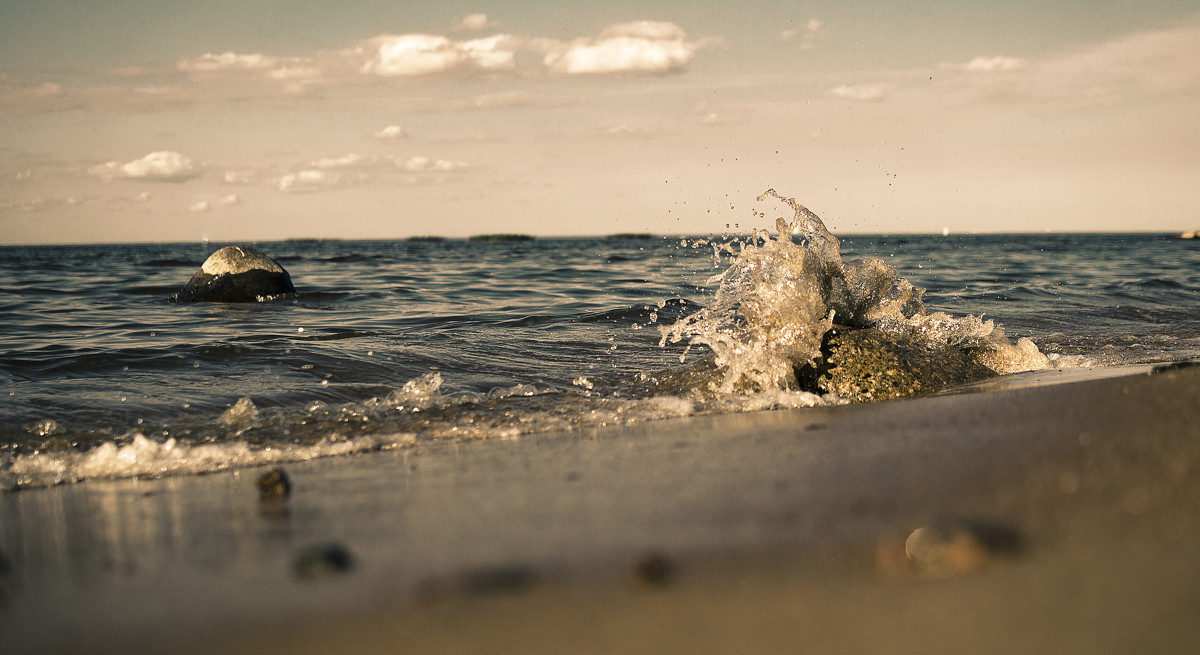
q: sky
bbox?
[2,1,1199,243]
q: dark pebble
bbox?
[293,542,354,579]
[257,467,292,500]
[631,552,677,587]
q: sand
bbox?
[3,363,1199,654]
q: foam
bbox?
[662,189,1050,394]
[2,431,415,491]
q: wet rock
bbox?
[257,467,292,500]
[293,542,355,579]
[172,245,295,303]
[795,327,997,402]
[631,552,677,588]
[876,518,1022,579]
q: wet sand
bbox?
[3,364,1199,654]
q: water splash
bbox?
[661,189,1048,395]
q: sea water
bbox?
[3,192,1199,489]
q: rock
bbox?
[630,552,677,588]
[293,542,354,578]
[257,467,292,500]
[876,518,1023,579]
[172,245,295,303]
[795,327,997,402]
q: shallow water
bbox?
[3,206,1199,488]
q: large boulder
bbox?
[794,327,997,402]
[172,246,295,303]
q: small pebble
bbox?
[631,552,677,588]
[257,467,292,500]
[877,518,1022,579]
[293,542,354,579]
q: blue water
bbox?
[2,231,1199,489]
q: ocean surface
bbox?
[3,195,1199,490]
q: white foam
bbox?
[662,188,1050,394]
[2,431,415,491]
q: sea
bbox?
[3,192,1199,491]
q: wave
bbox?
[660,189,1048,398]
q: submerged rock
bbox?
[795,327,998,402]
[172,245,295,303]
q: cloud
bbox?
[399,156,470,172]
[220,194,240,206]
[179,52,280,72]
[373,125,407,142]
[90,151,200,182]
[359,33,520,76]
[942,56,1028,73]
[829,83,890,102]
[0,73,75,111]
[271,152,471,193]
[277,169,351,193]
[1037,22,1200,101]
[452,13,499,32]
[541,21,714,75]
[928,22,1200,108]
[1,196,88,213]
[177,51,324,95]
[781,18,825,50]
[310,153,371,169]
[188,200,211,213]
[223,169,256,185]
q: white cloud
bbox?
[278,169,350,193]
[359,33,519,76]
[223,170,256,185]
[188,200,211,213]
[453,13,499,32]
[373,125,407,142]
[541,21,713,75]
[179,52,280,72]
[178,51,322,94]
[942,56,1029,72]
[220,194,240,206]
[270,153,471,193]
[399,156,469,172]
[310,153,369,169]
[90,151,200,182]
[134,191,152,202]
[266,66,322,81]
[781,18,825,50]
[829,83,889,102]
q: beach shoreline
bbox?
[4,363,1200,654]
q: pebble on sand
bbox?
[293,543,355,579]
[257,467,292,500]
[876,518,1022,579]
[631,552,678,588]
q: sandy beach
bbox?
[4,363,1199,654]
